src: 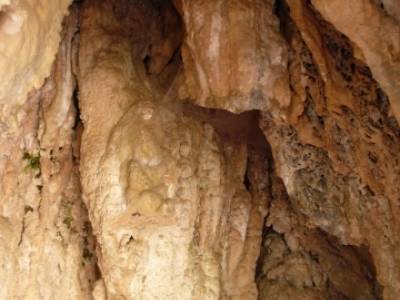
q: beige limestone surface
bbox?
[0,0,399,299]
[78,1,266,299]
[0,4,98,299]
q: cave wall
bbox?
[310,0,400,121]
[0,0,399,299]
[0,2,98,299]
[262,2,400,298]
[0,0,72,107]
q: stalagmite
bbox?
[77,0,266,298]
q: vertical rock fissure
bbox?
[70,2,103,291]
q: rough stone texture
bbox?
[169,0,400,299]
[310,0,400,122]
[377,0,400,22]
[0,0,71,108]
[78,1,266,299]
[257,230,376,300]
[0,6,98,299]
[258,176,380,299]
[173,0,290,114]
[1,0,400,299]
[258,1,400,299]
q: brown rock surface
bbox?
[174,0,290,114]
[259,1,400,299]
[170,0,400,298]
[77,0,266,298]
[0,5,98,299]
[310,0,400,122]
[0,0,400,299]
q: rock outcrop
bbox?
[0,0,72,107]
[171,0,400,298]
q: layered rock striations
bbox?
[171,0,400,298]
[311,0,400,122]
[0,0,72,111]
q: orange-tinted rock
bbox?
[0,0,399,299]
[0,6,98,299]
[174,0,290,114]
[259,1,400,299]
[311,0,400,123]
[77,1,266,298]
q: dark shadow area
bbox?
[182,102,269,155]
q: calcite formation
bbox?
[77,0,266,298]
[0,0,400,299]
[174,0,290,114]
[0,4,98,299]
[0,0,72,108]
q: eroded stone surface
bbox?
[173,0,290,114]
[258,1,400,299]
[78,1,266,299]
[310,0,400,122]
[0,6,98,299]
[0,0,72,108]
[1,0,400,299]
[258,176,380,299]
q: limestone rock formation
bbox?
[77,1,266,298]
[0,0,72,107]
[174,0,290,114]
[0,4,98,299]
[311,0,400,122]
[261,2,400,298]
[0,0,400,299]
